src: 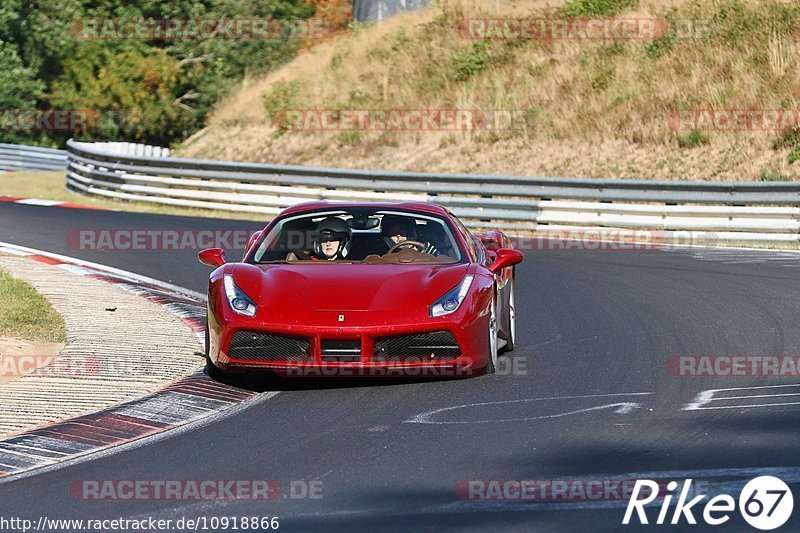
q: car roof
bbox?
[278,201,451,218]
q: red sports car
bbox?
[198,202,523,379]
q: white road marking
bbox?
[406,392,652,424]
[686,401,800,410]
[0,246,30,256]
[721,392,800,400]
[528,333,562,349]
[683,383,800,411]
[662,244,800,272]
[56,264,91,276]
[15,198,61,206]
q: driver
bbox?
[372,215,439,256]
[311,216,352,261]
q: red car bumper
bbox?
[207,305,490,378]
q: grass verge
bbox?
[178,0,800,182]
[0,266,66,343]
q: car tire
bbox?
[503,272,516,352]
[205,320,226,380]
[485,292,498,374]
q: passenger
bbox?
[311,217,352,261]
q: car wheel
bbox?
[205,320,226,380]
[504,273,516,352]
[485,292,498,374]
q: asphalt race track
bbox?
[2,202,800,532]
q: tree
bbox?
[0,0,346,147]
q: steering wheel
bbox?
[387,240,426,254]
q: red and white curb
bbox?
[0,195,108,210]
[0,242,261,480]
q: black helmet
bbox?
[313,216,352,259]
[381,215,415,238]
[380,214,416,249]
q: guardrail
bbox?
[0,143,67,171]
[65,139,800,246]
[353,0,433,23]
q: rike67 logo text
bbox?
[623,476,793,530]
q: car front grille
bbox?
[227,330,311,362]
[321,339,361,362]
[373,331,461,361]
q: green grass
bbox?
[789,146,800,165]
[772,127,800,150]
[262,80,303,125]
[451,40,491,81]
[644,35,675,59]
[0,267,66,343]
[678,130,711,148]
[564,0,638,17]
[759,169,791,181]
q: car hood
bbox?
[222,262,471,324]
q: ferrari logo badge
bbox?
[338,314,345,322]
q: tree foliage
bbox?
[0,0,339,147]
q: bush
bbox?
[263,81,302,128]
[451,41,490,82]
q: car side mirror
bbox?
[481,237,501,251]
[198,248,227,267]
[488,248,523,274]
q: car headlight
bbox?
[430,274,473,317]
[223,274,258,317]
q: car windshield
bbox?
[250,208,463,264]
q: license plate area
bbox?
[321,339,361,362]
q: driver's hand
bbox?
[422,242,439,256]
